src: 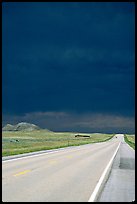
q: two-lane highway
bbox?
[2,135,122,202]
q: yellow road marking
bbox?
[48,160,57,165]
[66,155,73,159]
[14,170,31,177]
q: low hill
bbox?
[2,124,15,131]
[2,122,41,131]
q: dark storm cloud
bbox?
[2,111,135,134]
[2,2,135,133]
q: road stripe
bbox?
[125,140,135,151]
[2,150,64,163]
[13,170,31,177]
[88,141,121,202]
[2,145,87,163]
[48,160,58,165]
[66,155,73,159]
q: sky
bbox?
[2,2,135,133]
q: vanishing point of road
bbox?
[2,134,135,202]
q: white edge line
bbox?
[2,150,60,163]
[88,141,121,202]
[126,143,135,151]
[124,139,135,151]
[2,143,94,163]
[122,134,135,151]
[2,147,76,163]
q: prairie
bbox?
[2,130,114,156]
[124,134,135,150]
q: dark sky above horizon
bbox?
[2,2,135,133]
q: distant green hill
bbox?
[2,122,41,131]
[2,124,15,131]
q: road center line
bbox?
[13,169,31,177]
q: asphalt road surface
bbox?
[2,134,129,202]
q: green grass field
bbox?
[124,134,135,150]
[2,130,114,156]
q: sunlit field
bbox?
[124,134,135,150]
[2,130,114,156]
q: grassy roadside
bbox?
[2,130,114,156]
[124,134,135,150]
